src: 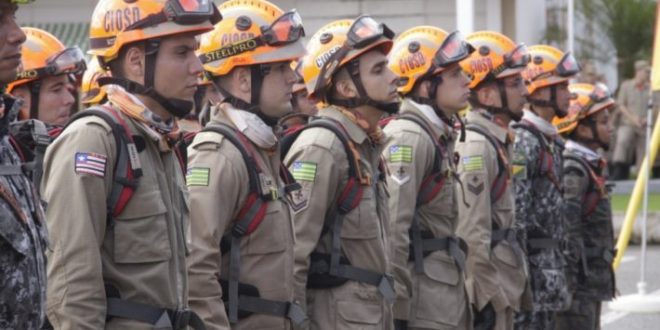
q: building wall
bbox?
[17,0,541,39]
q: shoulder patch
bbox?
[187,167,210,186]
[462,155,484,171]
[292,161,317,182]
[74,152,107,177]
[389,145,413,163]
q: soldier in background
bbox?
[554,83,616,330]
[0,0,49,328]
[512,45,580,330]
[383,26,473,330]
[456,31,532,330]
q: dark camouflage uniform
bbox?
[512,122,570,330]
[555,143,615,330]
[0,94,48,329]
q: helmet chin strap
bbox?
[577,117,609,151]
[97,39,194,118]
[469,79,522,122]
[410,75,466,141]
[212,65,280,127]
[330,59,401,114]
[29,81,41,119]
[528,85,566,118]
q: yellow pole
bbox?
[613,113,660,269]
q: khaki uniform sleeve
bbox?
[382,128,433,320]
[41,119,115,329]
[283,132,342,310]
[455,140,500,311]
[186,132,248,330]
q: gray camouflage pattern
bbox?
[0,95,48,329]
[512,124,570,330]
[561,147,615,301]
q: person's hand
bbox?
[635,116,645,129]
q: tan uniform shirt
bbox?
[186,106,295,330]
[41,104,190,329]
[455,110,529,313]
[283,106,392,330]
[617,79,658,126]
[383,99,470,329]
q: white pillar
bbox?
[456,0,474,34]
[486,0,503,32]
[567,0,575,53]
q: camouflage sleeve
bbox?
[512,129,540,252]
[562,159,589,291]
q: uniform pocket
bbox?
[244,203,287,255]
[336,300,382,329]
[113,189,171,264]
[340,186,379,239]
[415,253,465,326]
[493,241,520,267]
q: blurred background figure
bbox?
[610,60,660,180]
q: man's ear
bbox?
[122,44,145,85]
[235,66,251,95]
[333,68,357,99]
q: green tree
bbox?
[578,0,656,81]
[543,0,656,82]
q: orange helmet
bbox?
[88,0,220,64]
[7,27,86,93]
[553,83,614,135]
[197,0,306,78]
[88,0,221,117]
[523,45,581,94]
[388,26,473,94]
[459,31,530,89]
[300,16,394,98]
[81,57,110,106]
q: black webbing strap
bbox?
[409,217,467,274]
[329,213,395,303]
[106,298,206,330]
[491,227,524,265]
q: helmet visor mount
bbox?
[433,31,474,68]
[13,47,87,82]
[199,9,305,65]
[125,0,222,31]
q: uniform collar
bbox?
[565,139,602,163]
[521,109,558,137]
[210,103,278,150]
[319,105,369,145]
[106,85,175,134]
[401,98,453,138]
[466,109,510,143]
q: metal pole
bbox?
[639,89,653,295]
[567,0,575,53]
[456,0,474,34]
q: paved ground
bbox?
[602,245,660,329]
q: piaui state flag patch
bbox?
[389,145,413,163]
[292,161,317,182]
[74,152,107,177]
[187,167,210,186]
